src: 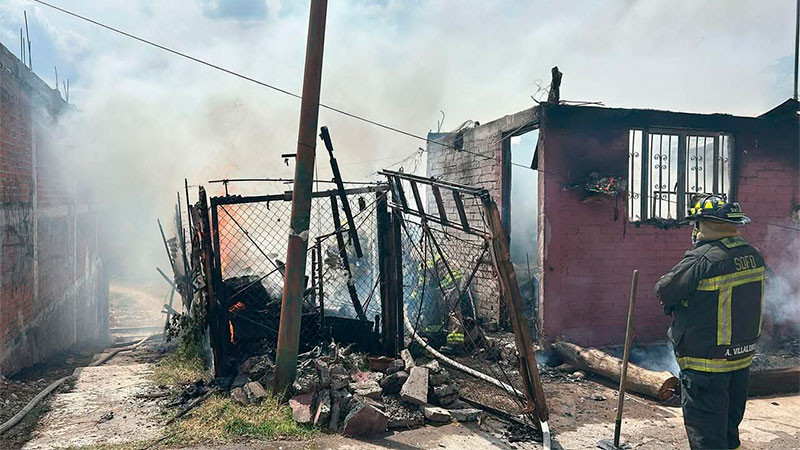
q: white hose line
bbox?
[0,334,155,435]
[404,316,551,449]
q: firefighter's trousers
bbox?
[680,367,750,449]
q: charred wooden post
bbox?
[320,126,363,258]
[329,194,367,321]
[196,187,224,377]
[483,198,549,422]
[552,340,679,402]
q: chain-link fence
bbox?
[383,169,546,426]
[208,186,388,372]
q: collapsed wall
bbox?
[0,44,108,375]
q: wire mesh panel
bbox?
[208,186,388,371]
[384,170,544,427]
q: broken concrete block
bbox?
[400,366,429,406]
[384,397,424,429]
[243,381,268,403]
[423,360,441,373]
[289,392,315,424]
[433,383,456,398]
[231,372,250,389]
[315,360,331,388]
[400,349,415,370]
[380,370,408,395]
[349,380,382,400]
[422,405,451,422]
[230,387,249,405]
[342,402,388,436]
[450,408,482,422]
[313,389,331,427]
[386,359,405,375]
[292,373,319,395]
[429,369,450,386]
[238,354,274,381]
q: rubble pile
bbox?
[223,343,483,436]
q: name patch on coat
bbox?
[734,255,758,271]
[725,342,757,357]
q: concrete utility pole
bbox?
[274,0,328,394]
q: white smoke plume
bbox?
[0,0,793,287]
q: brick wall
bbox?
[537,104,799,347]
[0,44,107,375]
[428,101,798,347]
[426,107,539,323]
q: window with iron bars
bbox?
[628,129,733,221]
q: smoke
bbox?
[0,0,793,287]
[761,224,800,343]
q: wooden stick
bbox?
[614,269,639,448]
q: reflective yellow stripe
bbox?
[721,237,748,248]
[758,280,764,335]
[718,287,732,345]
[697,267,765,291]
[677,355,753,373]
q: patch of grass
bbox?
[163,394,315,445]
[151,335,210,386]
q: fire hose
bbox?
[0,334,154,436]
[404,315,551,450]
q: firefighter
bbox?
[655,195,765,450]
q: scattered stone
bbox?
[368,356,395,373]
[292,373,319,395]
[289,392,315,423]
[423,360,441,373]
[591,394,606,401]
[97,411,114,424]
[429,369,450,387]
[350,380,382,399]
[433,383,456,398]
[400,366,429,406]
[450,408,482,422]
[570,370,586,381]
[230,387,249,405]
[342,403,388,436]
[400,349,415,370]
[231,373,250,389]
[315,360,331,388]
[331,374,350,390]
[239,354,274,381]
[386,359,405,375]
[314,389,331,426]
[380,370,409,395]
[384,397,424,429]
[243,381,268,403]
[422,405,451,422]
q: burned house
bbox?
[427,96,799,348]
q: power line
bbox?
[30,0,552,176]
[29,1,472,153]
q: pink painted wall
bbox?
[538,104,798,347]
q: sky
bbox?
[0,0,796,281]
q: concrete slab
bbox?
[22,363,163,449]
